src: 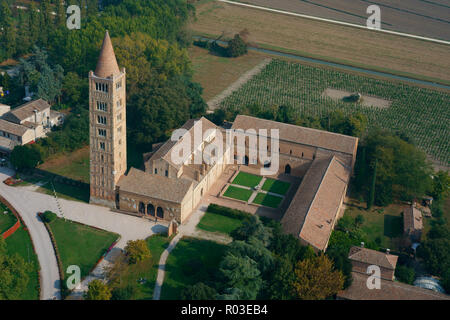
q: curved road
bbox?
[0,166,165,300]
[0,167,60,300]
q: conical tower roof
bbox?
[94,30,120,78]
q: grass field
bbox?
[252,192,283,208]
[4,226,40,299]
[345,204,404,250]
[38,147,90,184]
[189,46,266,101]
[232,171,262,188]
[223,185,253,201]
[47,217,119,279]
[261,178,290,195]
[161,237,227,300]
[197,211,244,235]
[110,234,172,300]
[190,1,450,84]
[0,203,16,234]
[220,59,450,166]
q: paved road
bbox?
[0,167,60,300]
[0,167,166,299]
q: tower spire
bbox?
[94,30,120,78]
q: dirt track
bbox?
[237,0,450,41]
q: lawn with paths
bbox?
[252,192,283,208]
[223,185,253,202]
[232,172,262,188]
[262,178,291,195]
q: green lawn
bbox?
[232,172,262,188]
[5,226,40,300]
[0,204,16,234]
[223,185,253,202]
[38,181,90,203]
[161,238,227,300]
[345,204,404,250]
[252,192,283,208]
[47,217,119,280]
[197,211,244,235]
[261,179,291,195]
[110,234,172,300]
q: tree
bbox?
[430,171,450,201]
[395,265,415,284]
[84,280,112,300]
[227,34,247,57]
[367,158,377,209]
[181,282,217,300]
[124,240,151,264]
[265,256,295,300]
[231,215,272,247]
[10,145,42,171]
[0,238,32,300]
[55,0,66,27]
[292,254,344,300]
[111,284,137,300]
[219,254,262,300]
[0,1,16,60]
[417,238,450,277]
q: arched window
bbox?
[157,207,164,219]
[147,204,155,216]
[139,202,145,214]
[285,164,291,175]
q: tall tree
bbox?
[292,255,344,300]
[0,1,16,60]
[367,158,377,209]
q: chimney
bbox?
[360,242,365,248]
[386,248,390,255]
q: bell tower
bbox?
[89,30,127,207]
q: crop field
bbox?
[220,60,450,166]
[235,0,450,41]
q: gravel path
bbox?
[207,58,272,110]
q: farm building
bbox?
[403,205,423,242]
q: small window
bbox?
[97,116,106,125]
[155,168,158,174]
[117,113,122,121]
[98,129,106,137]
[165,170,168,177]
[100,142,105,150]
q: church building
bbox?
[89,31,358,251]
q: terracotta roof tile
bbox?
[232,115,358,155]
[348,246,398,270]
[2,99,50,123]
[338,272,449,300]
[403,205,423,232]
[117,168,193,204]
[94,31,120,78]
[281,156,351,251]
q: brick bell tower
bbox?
[89,30,127,207]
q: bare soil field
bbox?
[190,1,450,83]
[322,88,392,108]
[235,0,450,41]
[188,46,267,101]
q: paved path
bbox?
[0,167,166,300]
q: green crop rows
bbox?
[220,60,450,166]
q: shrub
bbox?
[84,280,112,300]
[395,265,415,284]
[226,34,248,57]
[41,211,57,223]
[111,284,137,300]
[207,204,251,221]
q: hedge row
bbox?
[207,203,252,221]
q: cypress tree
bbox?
[367,158,377,209]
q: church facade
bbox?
[89,31,358,251]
